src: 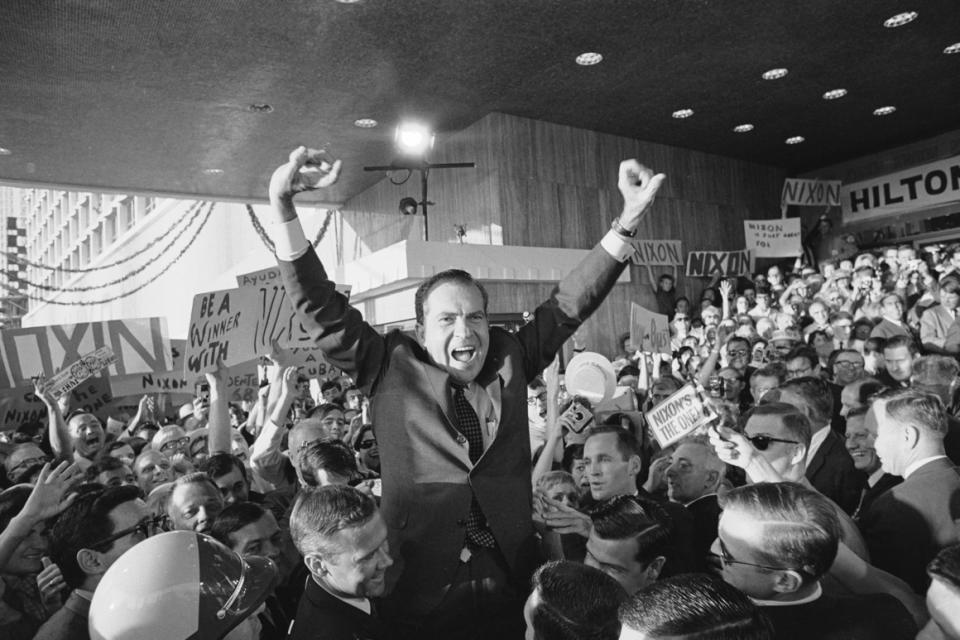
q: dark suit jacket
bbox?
[33,590,89,640]
[852,472,902,521]
[805,429,864,515]
[288,578,391,640]
[280,241,626,610]
[685,494,720,572]
[858,457,960,592]
[760,591,915,640]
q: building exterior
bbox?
[0,187,28,329]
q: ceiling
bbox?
[1,0,958,206]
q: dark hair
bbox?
[290,485,376,556]
[562,444,585,474]
[617,365,640,382]
[750,364,786,386]
[784,345,818,370]
[584,425,639,459]
[200,453,248,485]
[727,336,751,352]
[742,402,812,449]
[48,485,141,589]
[299,439,359,487]
[591,495,674,573]
[210,501,267,548]
[305,403,345,421]
[0,485,32,532]
[928,543,960,591]
[353,424,376,452]
[778,376,834,428]
[883,334,919,355]
[414,269,489,325]
[320,380,341,394]
[720,482,840,583]
[618,573,773,640]
[84,456,131,483]
[529,560,627,640]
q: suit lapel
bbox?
[806,431,833,479]
[418,357,472,468]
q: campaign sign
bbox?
[685,250,752,277]
[629,303,671,355]
[781,178,842,207]
[0,317,171,390]
[629,240,683,267]
[743,219,802,258]
[645,384,712,447]
[184,289,250,375]
[42,346,117,398]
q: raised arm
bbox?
[34,376,70,459]
[206,365,231,454]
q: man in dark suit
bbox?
[779,376,864,514]
[859,388,960,593]
[844,407,902,521]
[287,485,393,640]
[264,147,665,638]
[664,434,724,570]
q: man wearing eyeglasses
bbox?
[711,402,869,560]
[3,442,51,484]
[37,485,157,640]
[713,482,915,639]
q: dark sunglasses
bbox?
[357,439,376,450]
[88,514,165,551]
[746,434,800,451]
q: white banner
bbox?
[781,178,842,207]
[43,346,117,398]
[743,218,802,258]
[644,384,714,447]
[841,155,960,224]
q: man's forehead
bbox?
[584,433,622,456]
[745,413,786,436]
[423,280,485,313]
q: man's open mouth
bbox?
[451,347,476,363]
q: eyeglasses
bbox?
[9,455,51,477]
[159,437,189,453]
[527,395,546,406]
[834,361,864,370]
[357,439,376,450]
[88,514,165,550]
[746,434,800,451]
[714,537,790,572]
[727,349,749,358]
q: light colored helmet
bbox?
[89,531,277,640]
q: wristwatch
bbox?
[611,218,637,238]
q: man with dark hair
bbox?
[921,275,960,355]
[260,147,666,636]
[714,482,915,639]
[860,388,960,592]
[320,380,342,405]
[784,345,821,380]
[165,472,224,534]
[84,457,137,489]
[921,544,960,639]
[299,440,361,488]
[749,364,785,406]
[778,377,863,514]
[287,486,393,640]
[36,485,156,640]
[831,349,866,388]
[523,560,626,640]
[200,452,260,506]
[880,334,918,389]
[871,292,912,341]
[844,407,901,520]
[585,494,675,594]
[618,573,773,640]
[211,501,299,638]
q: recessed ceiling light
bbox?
[944,42,960,55]
[785,136,805,145]
[733,124,754,133]
[203,168,224,175]
[822,88,848,100]
[672,109,694,119]
[575,52,603,66]
[762,68,788,80]
[0,148,11,156]
[883,11,918,28]
[354,118,378,128]
[873,106,897,116]
[247,103,274,113]
[334,0,362,3]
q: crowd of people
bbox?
[1,148,960,639]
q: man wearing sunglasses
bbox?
[711,402,869,560]
[713,482,915,639]
[37,485,157,640]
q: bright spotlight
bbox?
[395,122,435,157]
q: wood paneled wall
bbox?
[339,112,787,356]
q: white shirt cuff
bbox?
[600,230,636,263]
[271,219,310,261]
